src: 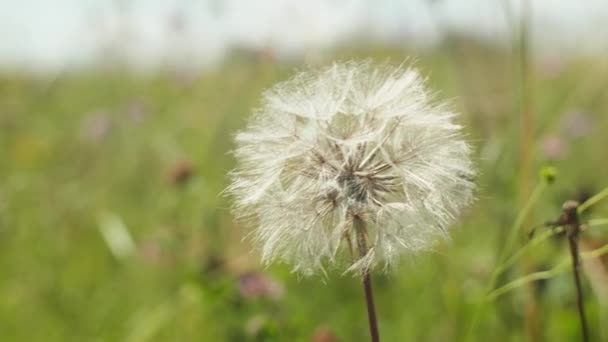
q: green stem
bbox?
[466,181,546,340]
[588,218,608,227]
[487,242,608,300]
[578,186,608,214]
[494,226,564,278]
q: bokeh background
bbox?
[1,1,608,341]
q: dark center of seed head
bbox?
[338,169,367,202]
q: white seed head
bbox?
[228,61,475,276]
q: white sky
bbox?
[1,0,607,72]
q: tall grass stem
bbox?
[466,181,546,340]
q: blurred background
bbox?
[1,0,608,341]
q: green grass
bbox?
[1,45,608,341]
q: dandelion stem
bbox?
[354,216,380,342]
[363,271,380,342]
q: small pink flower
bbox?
[538,57,564,80]
[541,135,568,160]
[238,271,284,300]
[312,327,338,342]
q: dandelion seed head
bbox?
[228,61,475,275]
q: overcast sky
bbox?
[1,0,607,72]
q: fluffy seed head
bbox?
[228,61,475,275]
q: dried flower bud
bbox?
[168,160,193,186]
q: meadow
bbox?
[1,42,608,341]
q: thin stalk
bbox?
[509,182,547,255]
[354,216,380,342]
[568,235,589,342]
[518,0,533,196]
[564,203,590,342]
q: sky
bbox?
[1,0,607,72]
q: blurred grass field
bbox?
[1,44,608,341]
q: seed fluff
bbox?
[228,61,475,276]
